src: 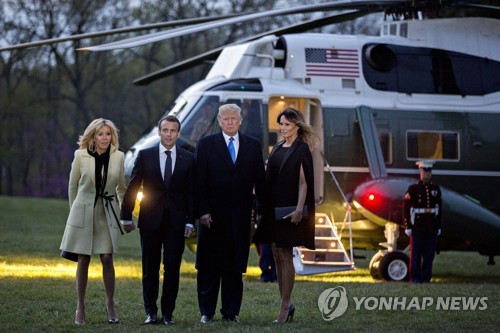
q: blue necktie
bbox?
[228,137,236,164]
[164,150,172,188]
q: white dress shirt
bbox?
[159,143,177,179]
[222,132,239,160]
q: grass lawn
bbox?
[0,195,499,332]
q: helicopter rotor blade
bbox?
[133,9,373,86]
[0,14,241,52]
[1,0,496,53]
[80,0,409,52]
[457,3,500,14]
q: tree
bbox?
[0,0,375,197]
[0,0,135,196]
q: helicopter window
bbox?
[342,79,356,89]
[363,44,500,96]
[179,96,220,148]
[400,23,408,38]
[225,98,264,143]
[406,130,459,161]
[209,79,263,92]
[389,24,397,36]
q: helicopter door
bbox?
[307,100,325,205]
[267,97,324,205]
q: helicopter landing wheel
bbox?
[369,251,385,280]
[379,251,409,281]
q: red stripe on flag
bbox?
[306,48,360,78]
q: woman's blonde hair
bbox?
[277,107,320,151]
[78,118,119,151]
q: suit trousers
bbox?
[258,243,277,282]
[410,233,437,283]
[197,267,243,318]
[140,210,185,317]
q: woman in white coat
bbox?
[60,118,129,325]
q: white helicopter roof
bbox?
[201,16,499,113]
[379,17,500,61]
[207,17,500,84]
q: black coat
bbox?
[254,139,316,249]
[195,132,265,273]
[120,146,195,231]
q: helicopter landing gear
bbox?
[379,251,409,281]
[369,251,384,280]
[369,223,410,281]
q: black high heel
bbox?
[287,303,295,322]
[273,303,295,323]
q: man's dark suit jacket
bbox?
[195,131,265,273]
[121,145,195,230]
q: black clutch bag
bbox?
[274,205,308,222]
[60,250,78,262]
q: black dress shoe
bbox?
[200,315,213,324]
[144,314,158,324]
[222,315,239,323]
[162,316,175,325]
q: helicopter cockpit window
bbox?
[225,99,264,143]
[180,96,220,146]
[209,79,263,92]
[406,130,459,161]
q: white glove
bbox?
[437,229,441,236]
[405,229,412,237]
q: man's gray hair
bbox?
[218,104,242,121]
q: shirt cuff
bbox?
[120,220,133,226]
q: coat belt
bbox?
[102,193,123,235]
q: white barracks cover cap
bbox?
[416,160,434,170]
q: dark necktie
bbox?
[164,150,172,188]
[228,137,236,164]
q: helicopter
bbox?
[3,0,499,280]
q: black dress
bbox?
[254,139,315,249]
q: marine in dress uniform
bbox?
[403,161,442,283]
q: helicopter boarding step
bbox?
[293,213,354,275]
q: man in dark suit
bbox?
[195,103,266,324]
[120,115,195,325]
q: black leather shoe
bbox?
[222,315,239,323]
[162,316,175,325]
[200,315,213,324]
[144,314,157,324]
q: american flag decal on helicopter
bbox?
[305,48,359,78]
